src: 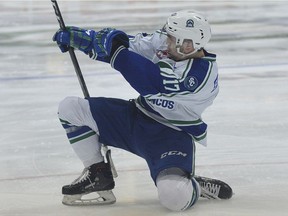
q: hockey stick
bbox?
[51,0,90,98]
[51,0,118,178]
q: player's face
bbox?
[166,34,180,60]
[166,34,196,61]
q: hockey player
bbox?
[53,10,232,211]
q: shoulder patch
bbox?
[184,76,198,91]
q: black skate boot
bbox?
[194,175,233,200]
[62,161,116,206]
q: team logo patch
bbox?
[186,19,194,28]
[184,76,198,91]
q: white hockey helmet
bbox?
[164,10,211,55]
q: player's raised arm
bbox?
[53,26,164,96]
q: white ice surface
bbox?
[0,1,288,215]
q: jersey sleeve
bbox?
[128,30,167,63]
[110,46,163,96]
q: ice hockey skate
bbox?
[195,176,233,200]
[62,161,116,206]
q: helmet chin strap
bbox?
[176,47,199,58]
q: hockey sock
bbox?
[60,119,104,167]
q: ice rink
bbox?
[1,0,288,215]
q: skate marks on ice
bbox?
[0,161,288,216]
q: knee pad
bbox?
[156,168,200,211]
[58,96,98,131]
[58,96,83,119]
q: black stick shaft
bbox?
[51,1,116,176]
[51,0,90,98]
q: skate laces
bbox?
[200,181,221,199]
[71,168,91,185]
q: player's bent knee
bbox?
[58,96,80,116]
[156,168,200,211]
[58,96,88,125]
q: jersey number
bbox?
[163,79,180,91]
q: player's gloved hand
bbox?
[53,26,129,62]
[90,27,129,61]
[52,26,96,54]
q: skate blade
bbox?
[62,190,116,206]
